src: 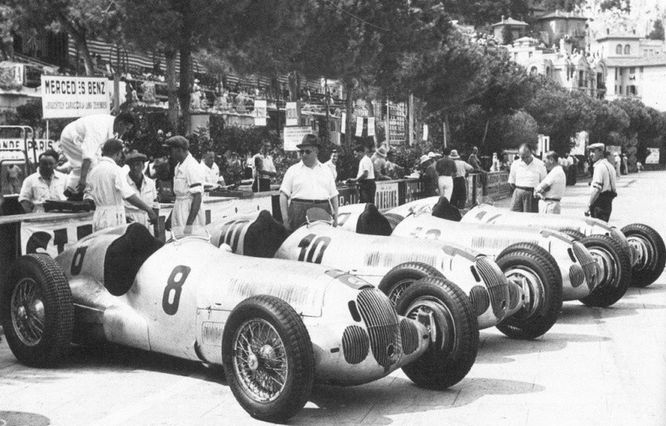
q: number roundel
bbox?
[162,265,191,315]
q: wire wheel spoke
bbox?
[10,278,46,347]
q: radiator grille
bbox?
[342,325,370,364]
[400,319,419,355]
[475,257,509,321]
[356,289,401,368]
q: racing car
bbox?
[207,210,570,340]
[0,223,479,422]
[461,204,665,288]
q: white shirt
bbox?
[18,171,67,205]
[454,160,474,177]
[508,157,547,188]
[124,172,157,212]
[84,157,135,207]
[59,114,117,169]
[252,153,276,179]
[200,161,224,185]
[357,155,375,180]
[591,158,617,193]
[536,165,566,199]
[280,161,339,200]
[324,159,337,181]
[174,153,204,197]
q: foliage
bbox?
[441,0,529,26]
[648,19,665,41]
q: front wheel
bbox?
[621,224,665,287]
[579,234,632,307]
[378,262,445,305]
[495,244,562,339]
[1,254,74,367]
[395,276,479,389]
[221,295,314,422]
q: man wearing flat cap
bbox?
[586,143,617,221]
[279,134,339,230]
[167,135,205,235]
[124,150,158,230]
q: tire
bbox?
[495,244,562,339]
[221,295,314,422]
[621,223,666,287]
[378,262,445,305]
[395,277,478,389]
[559,228,585,241]
[0,254,73,366]
[579,234,632,307]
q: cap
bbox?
[376,146,388,157]
[296,134,320,149]
[449,149,460,159]
[588,143,605,151]
[419,154,431,165]
[427,151,441,159]
[165,135,189,150]
[125,149,148,163]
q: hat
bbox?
[419,154,431,165]
[427,151,441,159]
[588,143,605,151]
[165,135,189,150]
[376,146,388,157]
[449,149,461,160]
[296,134,320,149]
[125,149,148,163]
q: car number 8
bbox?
[162,265,191,315]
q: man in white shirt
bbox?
[84,139,156,232]
[124,150,158,231]
[508,143,547,212]
[200,150,225,189]
[586,143,617,222]
[167,136,205,235]
[349,144,376,203]
[279,134,339,231]
[535,151,566,214]
[59,113,135,197]
[324,149,339,181]
[450,149,474,209]
[18,150,66,213]
[252,140,277,192]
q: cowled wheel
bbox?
[221,295,314,422]
[395,277,478,389]
[1,254,73,366]
[559,228,585,241]
[579,234,632,307]
[378,262,445,305]
[621,223,665,287]
[495,243,562,339]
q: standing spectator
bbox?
[279,134,338,230]
[535,151,566,214]
[490,152,501,172]
[371,146,390,180]
[84,139,156,232]
[586,143,617,222]
[6,164,22,194]
[385,150,404,179]
[419,155,439,197]
[621,153,629,175]
[612,152,622,178]
[167,136,205,235]
[251,140,277,192]
[18,150,66,213]
[468,146,482,171]
[508,143,547,212]
[200,150,225,188]
[324,148,339,181]
[435,147,457,201]
[450,149,474,209]
[349,144,376,203]
[124,150,158,230]
[59,113,136,198]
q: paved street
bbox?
[1,171,665,426]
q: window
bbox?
[640,67,643,73]
[615,85,619,94]
[616,44,623,54]
[644,49,648,56]
[530,66,538,75]
[624,44,630,55]
[619,86,623,94]
[629,67,635,74]
[628,85,637,95]
[615,68,618,79]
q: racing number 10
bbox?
[162,265,191,315]
[298,234,331,264]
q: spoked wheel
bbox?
[396,277,478,389]
[1,254,73,366]
[621,224,666,287]
[580,234,632,307]
[495,244,562,339]
[378,262,445,305]
[222,295,314,422]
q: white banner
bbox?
[283,126,312,151]
[285,102,298,126]
[0,139,57,161]
[341,112,346,134]
[367,117,375,137]
[254,99,267,126]
[41,75,111,119]
[422,124,428,141]
[355,117,364,137]
[646,148,660,164]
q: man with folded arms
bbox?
[535,151,566,214]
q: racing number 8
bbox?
[162,265,191,315]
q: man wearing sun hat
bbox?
[419,154,439,197]
[586,142,617,221]
[450,149,474,208]
[371,145,390,180]
[124,149,158,230]
[279,134,339,230]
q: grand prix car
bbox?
[0,223,479,422]
[207,210,562,340]
[375,198,631,308]
[461,204,666,288]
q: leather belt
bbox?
[515,186,534,191]
[292,198,329,204]
[544,197,561,202]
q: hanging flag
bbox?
[367,117,375,137]
[341,112,346,134]
[423,124,428,141]
[355,116,364,137]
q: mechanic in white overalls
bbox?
[166,136,205,235]
[124,150,158,231]
[84,139,157,232]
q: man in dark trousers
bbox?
[586,143,617,222]
[349,144,376,203]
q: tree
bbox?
[648,19,665,41]
[442,0,529,26]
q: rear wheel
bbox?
[395,277,478,389]
[495,244,562,339]
[222,295,314,422]
[580,234,632,307]
[621,224,665,287]
[1,254,73,366]
[378,262,445,305]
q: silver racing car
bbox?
[1,223,478,422]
